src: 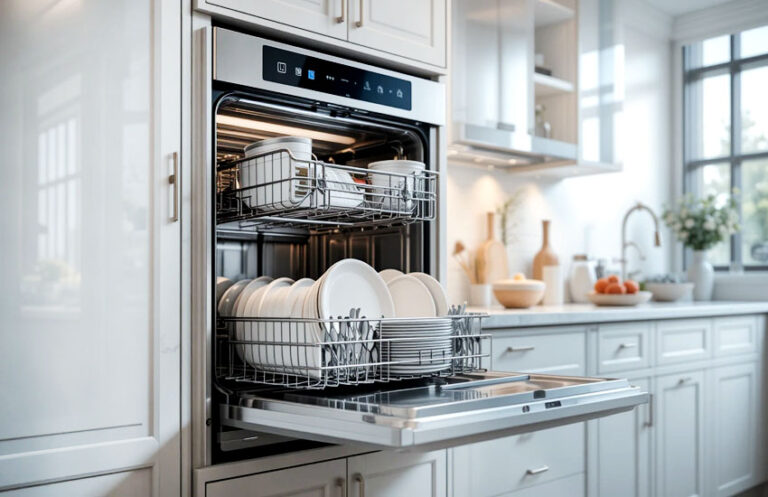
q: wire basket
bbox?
[215,313,489,389]
[216,148,438,230]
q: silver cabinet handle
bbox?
[169,152,179,222]
[336,0,346,23]
[618,343,637,349]
[526,465,550,475]
[336,477,346,497]
[354,473,365,497]
[643,393,654,428]
[506,345,535,353]
[355,0,364,27]
[678,376,692,385]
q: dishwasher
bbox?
[197,27,648,465]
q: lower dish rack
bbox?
[216,313,489,389]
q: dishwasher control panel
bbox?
[263,45,412,110]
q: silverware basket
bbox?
[216,313,489,389]
[216,148,438,230]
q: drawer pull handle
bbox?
[526,465,550,475]
[355,0,364,27]
[336,0,346,23]
[354,473,365,497]
[678,376,692,385]
[618,343,637,349]
[336,477,346,497]
[506,345,535,353]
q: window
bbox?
[683,25,768,269]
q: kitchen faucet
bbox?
[620,202,662,280]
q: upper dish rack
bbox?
[216,148,438,230]
[216,312,489,389]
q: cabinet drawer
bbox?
[452,423,585,496]
[492,329,586,375]
[505,473,585,497]
[597,323,652,373]
[714,316,758,357]
[656,319,711,365]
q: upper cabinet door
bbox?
[205,0,348,39]
[0,0,181,493]
[348,0,447,67]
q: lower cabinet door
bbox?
[205,460,346,497]
[0,469,151,497]
[347,450,446,497]
[451,423,585,496]
[709,362,759,497]
[592,377,652,497]
[655,370,705,497]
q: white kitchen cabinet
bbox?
[452,424,585,496]
[205,460,346,497]
[708,363,760,497]
[0,0,181,493]
[201,0,348,40]
[347,450,447,497]
[348,0,447,67]
[655,370,706,497]
[591,377,652,497]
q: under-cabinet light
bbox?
[217,115,356,145]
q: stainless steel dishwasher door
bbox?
[220,372,649,450]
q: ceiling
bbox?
[643,0,733,17]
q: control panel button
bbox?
[294,67,302,77]
[277,61,287,74]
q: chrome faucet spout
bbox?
[621,202,662,280]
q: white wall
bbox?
[446,0,674,304]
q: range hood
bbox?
[221,372,648,450]
[448,122,578,169]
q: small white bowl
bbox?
[645,282,694,302]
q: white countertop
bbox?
[468,301,768,329]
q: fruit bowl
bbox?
[588,291,652,306]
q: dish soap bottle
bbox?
[569,255,596,303]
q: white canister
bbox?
[243,136,313,210]
[568,255,596,303]
[469,283,493,307]
[542,265,564,305]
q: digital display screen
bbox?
[263,46,412,110]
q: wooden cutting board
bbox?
[476,212,509,284]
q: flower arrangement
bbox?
[662,192,741,251]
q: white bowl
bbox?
[588,291,652,306]
[242,136,313,211]
[367,160,425,211]
[645,282,694,302]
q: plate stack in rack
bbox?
[380,317,454,374]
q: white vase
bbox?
[688,250,714,301]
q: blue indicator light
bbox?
[307,69,315,80]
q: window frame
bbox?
[682,31,768,271]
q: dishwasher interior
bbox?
[212,89,442,461]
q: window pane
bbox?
[691,163,731,265]
[740,25,768,59]
[688,35,731,69]
[690,74,731,159]
[742,159,768,265]
[741,65,768,153]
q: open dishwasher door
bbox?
[220,371,648,450]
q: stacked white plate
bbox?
[380,318,453,374]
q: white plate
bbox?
[326,168,364,207]
[387,275,437,318]
[254,277,295,368]
[218,279,252,317]
[588,291,652,307]
[233,277,273,365]
[378,268,404,283]
[406,273,449,316]
[387,363,451,374]
[216,277,234,306]
[318,259,395,321]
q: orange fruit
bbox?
[607,275,620,284]
[624,280,639,294]
[594,278,610,293]
[605,282,626,294]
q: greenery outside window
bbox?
[683,25,768,270]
